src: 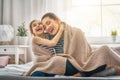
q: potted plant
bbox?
[111,29,117,42]
[17,22,28,45]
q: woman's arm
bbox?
[33,23,64,46]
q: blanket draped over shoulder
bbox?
[32,22,120,75]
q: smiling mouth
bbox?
[36,28,43,32]
[49,28,54,33]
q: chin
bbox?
[49,32,56,35]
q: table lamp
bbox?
[0,25,14,45]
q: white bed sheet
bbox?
[0,62,33,76]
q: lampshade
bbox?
[0,25,14,42]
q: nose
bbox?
[37,24,39,28]
[44,30,47,33]
[44,26,49,33]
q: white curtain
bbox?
[0,0,3,24]
[2,0,70,41]
[0,0,70,62]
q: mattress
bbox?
[0,62,32,76]
[0,62,120,80]
[0,47,120,79]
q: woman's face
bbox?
[41,17,60,35]
[31,20,44,36]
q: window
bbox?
[65,0,120,37]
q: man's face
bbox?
[42,17,59,35]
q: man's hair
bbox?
[41,12,57,21]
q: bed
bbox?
[0,46,120,80]
[0,61,32,76]
[0,60,120,80]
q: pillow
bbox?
[0,56,10,68]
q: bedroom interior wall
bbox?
[0,0,48,62]
[0,0,32,62]
[0,0,70,63]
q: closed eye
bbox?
[46,21,50,25]
[33,23,36,27]
[38,22,42,25]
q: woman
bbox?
[27,13,120,77]
[41,13,120,77]
[41,13,120,76]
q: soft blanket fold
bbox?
[32,23,120,75]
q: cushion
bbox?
[0,56,10,68]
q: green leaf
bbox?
[17,22,28,36]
